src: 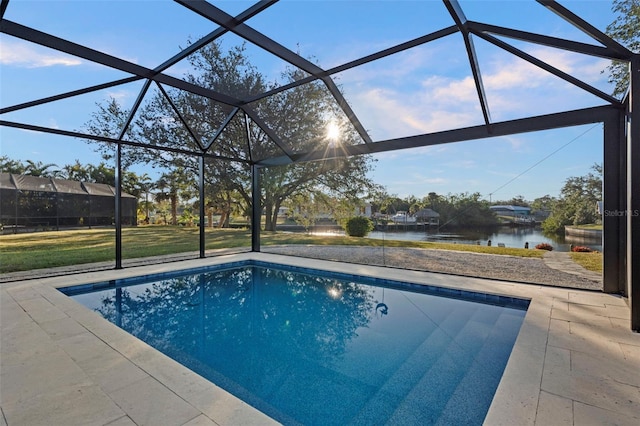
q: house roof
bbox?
[490,205,531,211]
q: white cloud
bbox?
[484,59,547,90]
[501,135,526,151]
[0,39,83,67]
[409,145,449,156]
[444,159,476,169]
[354,88,426,138]
[106,89,133,101]
[532,48,608,81]
[330,40,440,80]
[482,45,607,92]
[485,169,519,178]
[352,85,481,140]
[415,176,447,185]
[427,75,477,104]
[45,118,60,129]
[14,118,62,132]
[341,38,613,141]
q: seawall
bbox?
[565,225,602,239]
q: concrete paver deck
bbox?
[1,253,638,425]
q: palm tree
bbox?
[61,160,91,181]
[24,160,59,177]
[137,173,155,223]
[0,156,26,174]
[155,169,192,225]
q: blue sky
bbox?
[0,0,620,202]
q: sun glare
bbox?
[326,121,340,142]
[327,286,342,299]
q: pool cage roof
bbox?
[0,173,136,199]
[1,0,639,330]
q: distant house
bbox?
[414,208,440,226]
[490,205,531,217]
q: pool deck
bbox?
[1,252,639,425]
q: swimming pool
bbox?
[61,260,528,425]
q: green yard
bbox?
[0,225,547,273]
[570,251,603,273]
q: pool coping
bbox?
[2,252,639,425]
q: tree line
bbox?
[369,191,499,228]
[0,156,605,234]
[0,155,500,230]
[1,156,147,196]
[362,164,603,234]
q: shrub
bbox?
[535,243,554,251]
[571,245,593,253]
[344,216,374,237]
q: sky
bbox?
[0,0,622,203]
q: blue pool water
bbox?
[62,261,528,425]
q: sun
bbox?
[326,121,340,142]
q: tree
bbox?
[86,163,115,186]
[328,195,363,229]
[285,193,322,232]
[24,160,59,177]
[62,160,92,182]
[417,191,497,228]
[344,216,373,237]
[1,156,27,174]
[542,165,602,234]
[84,98,140,168]
[419,192,454,225]
[493,195,529,207]
[366,185,391,215]
[59,160,143,197]
[137,173,155,223]
[530,195,557,213]
[155,170,192,226]
[443,192,498,227]
[378,195,409,215]
[84,41,376,231]
[605,0,640,96]
[155,199,172,225]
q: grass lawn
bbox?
[1,225,545,274]
[571,224,602,230]
[1,227,249,273]
[569,251,603,273]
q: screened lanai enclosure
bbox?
[0,173,137,231]
[1,0,638,330]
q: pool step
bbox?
[349,305,481,424]
[351,303,522,425]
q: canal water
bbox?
[310,226,602,252]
